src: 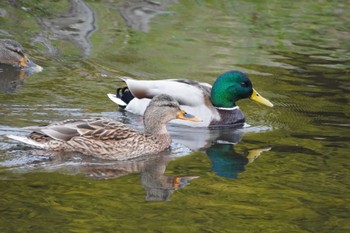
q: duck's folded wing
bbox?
[28,119,88,142]
[76,119,139,141]
[39,126,80,141]
[30,118,136,142]
[124,78,210,107]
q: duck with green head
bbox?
[107,70,273,127]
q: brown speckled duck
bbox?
[8,95,201,160]
[0,39,42,70]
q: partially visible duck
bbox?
[107,70,273,127]
[0,39,42,71]
[8,94,201,160]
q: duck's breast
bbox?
[209,108,245,127]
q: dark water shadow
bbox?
[0,65,26,93]
[0,64,42,93]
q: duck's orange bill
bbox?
[250,88,273,107]
[19,55,30,68]
[18,55,43,72]
[173,176,200,189]
[176,110,202,122]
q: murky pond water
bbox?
[0,0,349,232]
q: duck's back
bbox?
[19,118,171,160]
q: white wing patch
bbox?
[125,79,206,106]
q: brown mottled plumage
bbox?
[0,39,42,70]
[8,95,201,160]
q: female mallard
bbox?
[8,95,201,160]
[107,70,273,127]
[0,39,42,70]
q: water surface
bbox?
[0,0,349,232]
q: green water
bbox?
[0,0,349,232]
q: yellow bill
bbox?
[18,55,43,72]
[176,110,202,122]
[250,88,273,107]
[19,55,30,68]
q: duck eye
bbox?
[9,48,25,57]
[241,82,248,87]
[162,103,176,108]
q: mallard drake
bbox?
[8,95,201,160]
[107,70,273,127]
[0,39,42,71]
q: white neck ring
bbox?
[215,106,239,111]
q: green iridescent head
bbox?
[210,70,273,108]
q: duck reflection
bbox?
[3,150,198,202]
[76,154,198,201]
[0,64,41,93]
[142,157,198,202]
[0,64,26,93]
[168,125,271,179]
[206,143,270,178]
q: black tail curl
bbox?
[116,86,135,108]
